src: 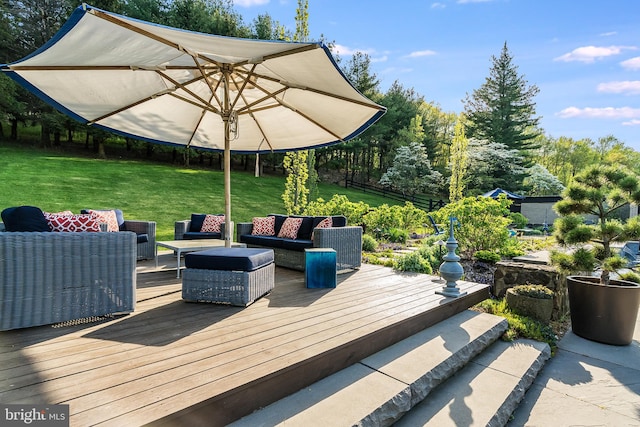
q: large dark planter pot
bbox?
[567,276,640,346]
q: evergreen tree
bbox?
[463,42,540,188]
[282,150,309,215]
[282,0,313,212]
[448,114,469,202]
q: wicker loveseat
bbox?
[174,213,232,241]
[0,228,137,331]
[81,208,156,260]
[236,214,362,272]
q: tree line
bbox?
[2,0,638,201]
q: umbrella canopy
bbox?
[2,4,386,245]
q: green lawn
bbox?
[0,143,397,240]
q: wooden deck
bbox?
[0,255,490,426]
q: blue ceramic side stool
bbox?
[305,248,337,288]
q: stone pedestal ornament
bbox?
[436,216,467,298]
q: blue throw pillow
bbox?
[189,213,207,232]
[1,206,50,232]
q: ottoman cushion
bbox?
[185,247,274,272]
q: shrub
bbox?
[499,238,525,258]
[387,227,408,244]
[417,244,443,273]
[433,195,512,259]
[618,271,640,283]
[474,250,501,263]
[510,212,528,229]
[362,234,378,252]
[474,298,558,353]
[304,194,370,226]
[393,250,433,274]
[363,202,428,239]
[524,229,543,236]
[511,284,553,299]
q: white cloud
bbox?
[330,44,371,56]
[329,44,386,63]
[431,2,446,8]
[371,55,388,63]
[621,57,640,70]
[597,81,640,95]
[405,50,437,58]
[233,0,270,6]
[623,119,640,126]
[600,31,617,37]
[557,106,640,119]
[554,45,636,63]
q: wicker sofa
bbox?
[236,214,362,272]
[0,227,137,331]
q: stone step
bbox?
[395,339,551,426]
[229,310,523,426]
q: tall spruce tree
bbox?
[463,42,540,188]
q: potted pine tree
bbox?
[551,165,640,345]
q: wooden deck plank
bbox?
[0,261,490,427]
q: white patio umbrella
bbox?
[1,4,386,246]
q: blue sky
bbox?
[233,0,640,151]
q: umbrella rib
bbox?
[156,69,222,113]
[87,91,172,124]
[90,9,185,53]
[228,64,258,112]
[187,102,211,148]
[234,87,276,152]
[234,68,385,111]
[236,87,288,114]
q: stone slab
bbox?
[361,310,508,405]
[228,363,410,427]
[509,382,640,427]
[510,311,640,426]
[394,339,550,427]
[514,346,640,422]
[229,310,509,427]
[512,250,550,265]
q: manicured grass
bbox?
[0,143,398,240]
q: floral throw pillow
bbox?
[252,216,276,236]
[277,217,303,239]
[88,209,119,232]
[46,213,100,232]
[201,214,225,233]
[311,217,333,240]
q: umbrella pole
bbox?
[223,68,232,248]
[224,121,231,248]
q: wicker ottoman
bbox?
[182,247,275,307]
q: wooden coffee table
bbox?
[155,239,246,278]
